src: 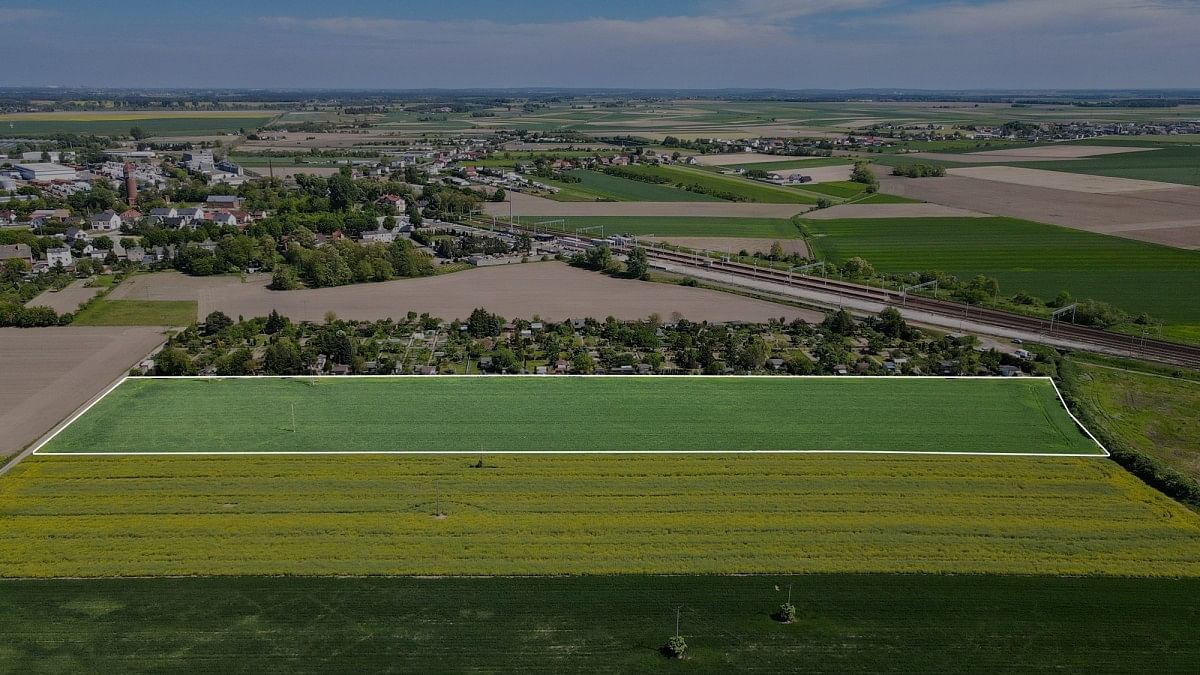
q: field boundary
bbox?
[30,375,1109,458]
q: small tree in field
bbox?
[777,602,796,624]
[665,634,687,659]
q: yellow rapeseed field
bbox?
[2,454,1198,578]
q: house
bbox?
[360,227,397,243]
[415,365,437,375]
[63,227,91,243]
[205,211,238,227]
[206,195,243,209]
[119,208,143,224]
[0,243,33,264]
[89,210,122,231]
[149,207,178,221]
[124,246,146,263]
[554,359,570,374]
[998,365,1021,377]
[0,210,15,225]
[46,247,73,267]
[177,207,206,221]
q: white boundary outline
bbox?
[30,374,1109,458]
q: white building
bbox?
[89,210,122,231]
[14,163,78,182]
[46,247,73,267]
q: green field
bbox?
[1071,361,1200,484]
[796,180,867,198]
[541,169,724,202]
[613,165,818,203]
[1013,142,1200,186]
[7,451,1200,577]
[39,377,1100,455]
[802,216,1200,325]
[70,299,197,326]
[0,113,276,138]
[518,216,802,238]
[3,574,1198,672]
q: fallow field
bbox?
[0,111,278,137]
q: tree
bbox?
[625,246,649,280]
[777,602,797,624]
[130,126,148,140]
[270,264,299,290]
[491,346,519,373]
[491,187,506,202]
[154,347,196,376]
[769,241,785,260]
[822,309,856,336]
[571,351,595,374]
[264,309,289,335]
[467,308,503,337]
[839,256,874,279]
[849,161,878,192]
[203,310,233,335]
[327,171,361,211]
[263,337,304,375]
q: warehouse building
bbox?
[14,163,78,182]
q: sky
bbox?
[5,0,1200,90]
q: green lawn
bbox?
[40,377,1100,455]
[520,216,802,238]
[802,216,1200,325]
[540,169,724,202]
[3,575,1197,672]
[70,299,197,326]
[614,165,819,204]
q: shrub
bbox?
[777,602,797,623]
[664,635,687,659]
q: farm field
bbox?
[517,216,802,238]
[540,169,723,202]
[724,157,860,172]
[3,574,1198,672]
[613,164,818,203]
[107,264,818,323]
[70,299,198,326]
[0,327,165,458]
[802,216,1200,326]
[796,180,867,199]
[0,111,277,137]
[7,450,1200,577]
[1011,141,1200,186]
[38,377,1101,456]
[874,174,1200,250]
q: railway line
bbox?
[637,246,1200,369]
[468,217,1200,368]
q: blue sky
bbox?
[5,1,1199,89]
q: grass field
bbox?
[723,157,855,172]
[6,451,1200,577]
[39,377,1101,455]
[613,165,818,204]
[3,574,1197,672]
[796,180,867,199]
[1071,361,1200,483]
[541,169,724,202]
[1011,143,1200,186]
[70,299,197,326]
[516,216,802,238]
[0,112,276,137]
[802,216,1200,325]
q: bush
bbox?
[664,635,687,659]
[776,602,797,623]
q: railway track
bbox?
[638,246,1200,369]
[464,216,1200,368]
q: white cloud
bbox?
[0,8,56,24]
[868,0,1200,35]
